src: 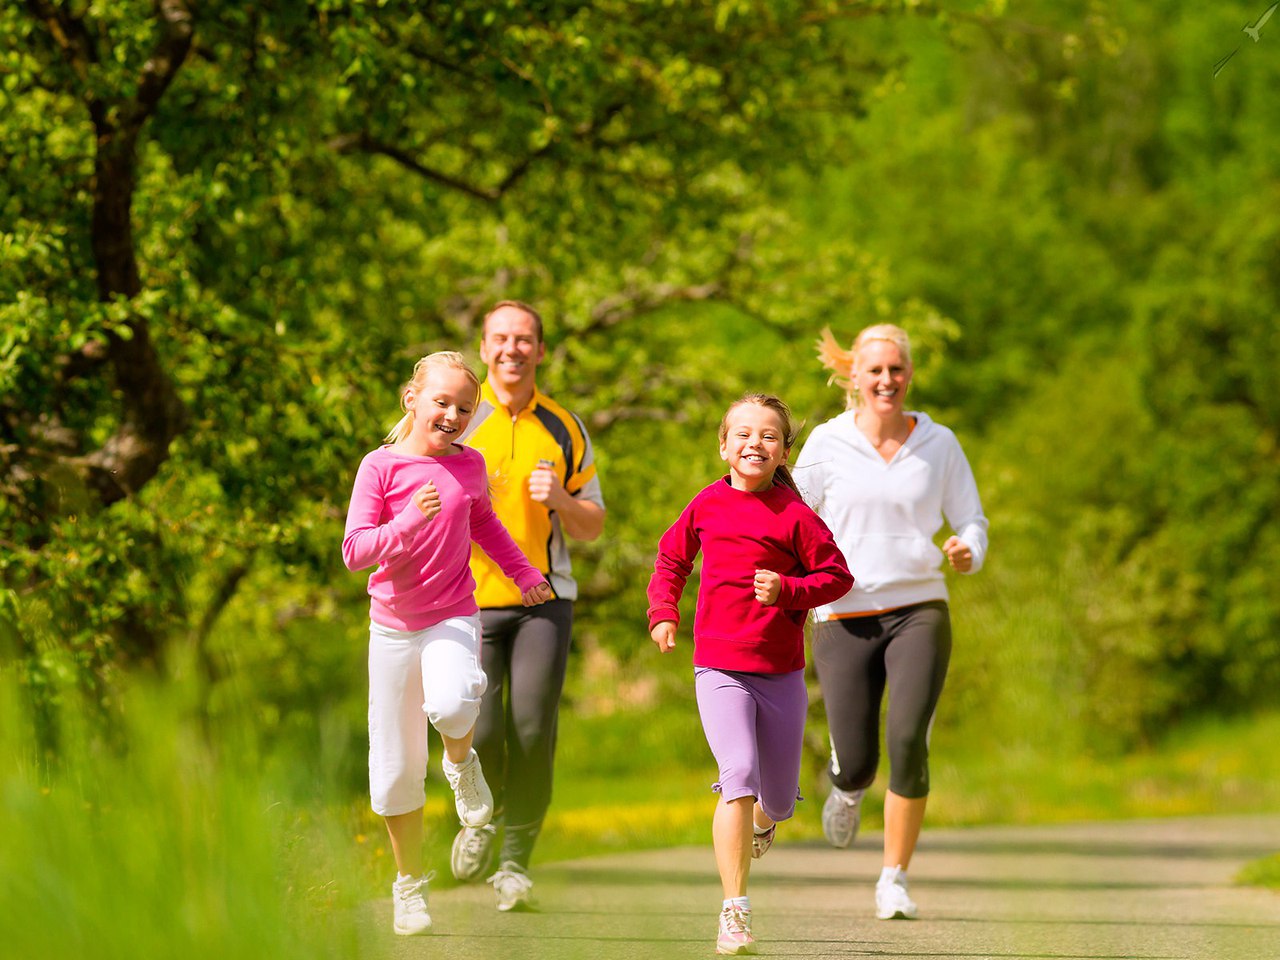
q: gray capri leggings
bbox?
[812,600,951,799]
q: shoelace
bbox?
[720,906,750,935]
[490,867,532,896]
[455,760,481,799]
[459,828,491,859]
[878,875,910,897]
[397,870,436,908]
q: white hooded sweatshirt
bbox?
[794,409,988,618]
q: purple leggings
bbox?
[694,666,808,823]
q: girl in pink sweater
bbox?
[647,394,853,956]
[343,351,552,936]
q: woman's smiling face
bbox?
[853,339,912,414]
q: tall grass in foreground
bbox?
[0,668,380,960]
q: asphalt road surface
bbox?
[372,814,1280,959]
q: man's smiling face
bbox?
[480,305,545,395]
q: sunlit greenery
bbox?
[4,0,1280,949]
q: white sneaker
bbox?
[489,860,534,912]
[451,822,498,881]
[875,866,918,920]
[822,786,864,848]
[716,904,757,955]
[392,872,434,935]
[750,823,776,859]
[443,749,493,828]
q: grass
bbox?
[0,673,384,960]
[929,711,1280,826]
[1236,853,1280,889]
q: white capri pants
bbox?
[368,615,487,816]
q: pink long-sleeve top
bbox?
[646,477,854,674]
[342,445,545,631]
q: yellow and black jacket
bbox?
[461,381,605,607]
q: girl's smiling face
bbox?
[404,366,478,455]
[720,402,790,491]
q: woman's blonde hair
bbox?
[384,351,482,444]
[719,393,802,495]
[816,323,913,409]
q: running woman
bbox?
[794,324,988,920]
[342,350,553,936]
[647,394,854,956]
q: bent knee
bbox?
[887,754,931,797]
[425,674,486,740]
[759,795,797,823]
[426,695,481,740]
[830,756,877,793]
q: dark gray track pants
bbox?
[474,599,573,868]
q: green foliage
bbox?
[11,8,1280,939]
[2,1,917,696]
[781,1,1280,749]
[4,0,1280,762]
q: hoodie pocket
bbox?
[843,533,941,589]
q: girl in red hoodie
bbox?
[647,394,853,956]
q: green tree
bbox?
[2,1,949,701]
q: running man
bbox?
[452,300,606,911]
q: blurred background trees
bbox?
[3,0,1278,760]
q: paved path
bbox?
[376,815,1280,959]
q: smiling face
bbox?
[852,339,912,416]
[719,401,790,491]
[404,365,479,455]
[480,304,545,397]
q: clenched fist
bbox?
[412,482,441,520]
[943,536,972,573]
[753,569,781,605]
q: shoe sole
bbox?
[824,831,854,849]
[394,921,433,935]
[750,830,775,859]
[457,808,493,829]
[822,799,859,849]
[716,943,758,956]
[875,908,918,920]
[497,899,535,913]
[450,831,494,882]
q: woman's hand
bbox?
[753,569,781,605]
[412,482,440,520]
[943,536,973,573]
[520,582,555,606]
[650,621,676,653]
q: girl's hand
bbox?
[650,621,676,653]
[412,482,441,520]
[753,569,781,605]
[520,581,555,606]
[943,536,972,573]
